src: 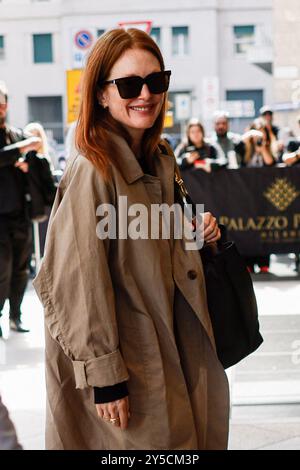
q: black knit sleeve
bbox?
[94,382,129,404]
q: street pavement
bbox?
[229,254,300,450]
[0,254,299,450]
[0,284,45,449]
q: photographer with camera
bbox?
[243,118,275,168]
[175,119,222,172]
[242,118,274,273]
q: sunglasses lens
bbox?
[147,72,170,94]
[114,71,171,99]
[117,76,143,99]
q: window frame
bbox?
[0,35,5,61]
[97,29,105,38]
[33,33,53,64]
[150,27,161,47]
[233,25,256,56]
[172,26,189,57]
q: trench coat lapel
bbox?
[153,146,176,209]
[110,133,175,200]
[110,133,144,184]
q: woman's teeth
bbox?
[131,106,152,111]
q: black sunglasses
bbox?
[101,70,171,99]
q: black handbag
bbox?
[174,169,263,369]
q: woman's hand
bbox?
[96,397,130,430]
[14,160,29,173]
[242,129,263,141]
[203,212,220,244]
[19,137,41,154]
[186,151,199,164]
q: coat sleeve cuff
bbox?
[94,382,128,404]
[72,349,129,390]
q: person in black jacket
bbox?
[0,83,40,335]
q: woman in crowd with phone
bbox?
[175,119,222,172]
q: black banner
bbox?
[181,166,300,256]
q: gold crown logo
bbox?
[264,178,300,211]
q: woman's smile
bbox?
[128,102,158,117]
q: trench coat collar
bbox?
[110,132,174,185]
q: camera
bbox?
[256,139,263,147]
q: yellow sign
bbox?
[164,111,174,128]
[66,69,83,124]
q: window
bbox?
[0,35,4,60]
[233,25,255,55]
[150,27,161,47]
[172,26,189,56]
[33,33,53,63]
[97,29,105,37]
[28,96,63,143]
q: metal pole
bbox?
[33,221,41,273]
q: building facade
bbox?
[273,0,300,136]
[0,0,273,142]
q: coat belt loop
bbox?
[72,360,88,389]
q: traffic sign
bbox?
[75,30,93,50]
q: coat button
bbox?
[187,270,197,280]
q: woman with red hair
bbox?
[33,28,229,450]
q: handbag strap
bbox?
[174,166,194,205]
[159,140,197,216]
[159,141,227,244]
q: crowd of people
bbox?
[172,107,300,274]
[175,106,300,172]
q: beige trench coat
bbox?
[33,133,229,450]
